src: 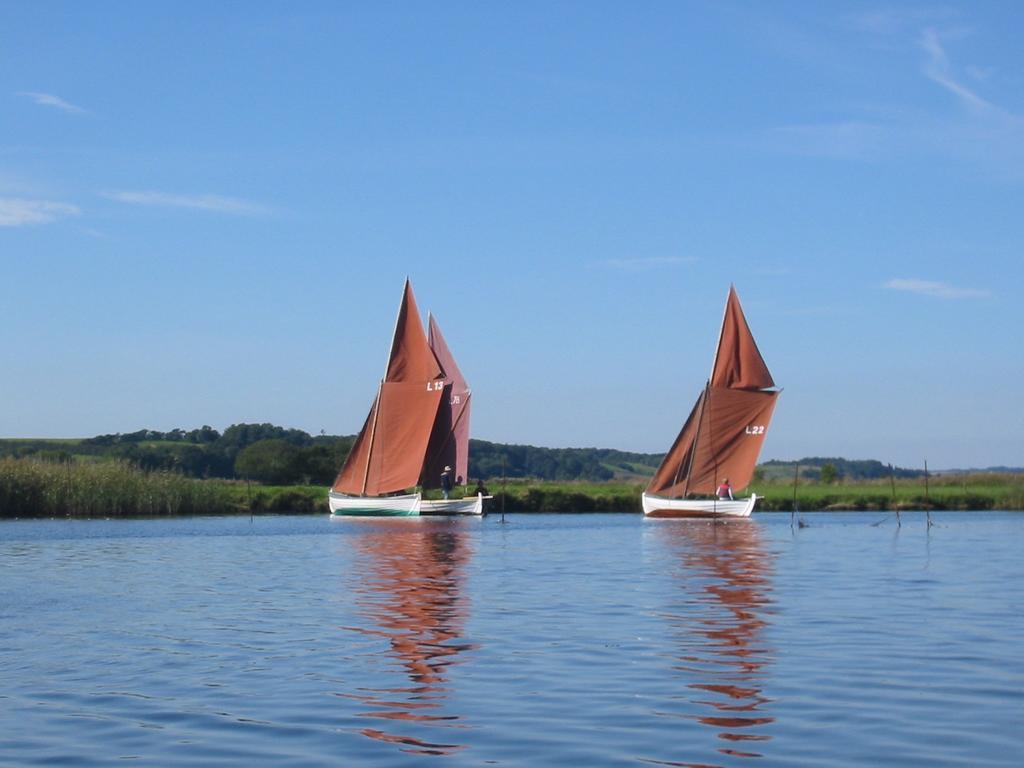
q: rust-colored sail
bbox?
[648,388,779,497]
[332,392,379,494]
[647,390,707,498]
[422,314,471,488]
[332,280,445,496]
[386,280,445,384]
[647,287,779,497]
[711,286,774,391]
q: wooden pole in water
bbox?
[889,463,900,527]
[791,464,799,527]
[501,455,506,523]
[924,459,933,527]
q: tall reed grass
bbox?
[0,458,236,518]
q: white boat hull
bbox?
[420,493,490,516]
[642,492,758,518]
[329,491,421,517]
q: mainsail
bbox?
[421,314,471,488]
[647,286,779,498]
[332,280,445,497]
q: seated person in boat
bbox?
[717,478,733,501]
[441,466,453,499]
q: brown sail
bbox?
[647,286,779,498]
[711,286,775,391]
[333,280,445,497]
[421,314,471,488]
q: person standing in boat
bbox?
[441,466,453,500]
[717,478,733,500]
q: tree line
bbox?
[758,457,926,481]
[1,424,665,485]
[6,426,976,486]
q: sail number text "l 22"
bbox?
[745,425,766,435]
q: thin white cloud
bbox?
[919,28,995,114]
[101,190,268,216]
[0,197,80,227]
[884,278,989,299]
[603,256,696,270]
[18,91,86,114]
[765,19,1024,178]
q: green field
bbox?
[753,473,1024,511]
[2,456,1021,518]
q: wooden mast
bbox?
[360,380,384,495]
[681,286,732,497]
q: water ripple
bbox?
[1,512,1022,765]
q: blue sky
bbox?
[2,2,1022,469]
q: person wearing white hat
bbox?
[441,466,453,499]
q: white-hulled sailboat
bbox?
[329,279,485,517]
[642,286,780,518]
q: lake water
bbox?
[1,511,1021,767]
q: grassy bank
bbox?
[2,458,1021,518]
[477,477,1024,512]
[753,473,1024,512]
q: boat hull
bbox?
[329,491,421,517]
[642,492,757,518]
[420,493,490,516]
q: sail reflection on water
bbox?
[657,520,776,763]
[339,520,475,756]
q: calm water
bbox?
[1,512,1022,767]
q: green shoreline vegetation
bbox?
[2,426,1022,517]
[2,457,1022,518]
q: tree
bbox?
[820,463,838,484]
[234,439,301,484]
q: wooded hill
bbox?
[0,425,661,485]
[1,425,1017,485]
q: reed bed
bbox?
[0,458,236,518]
[3,459,1019,517]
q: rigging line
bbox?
[683,381,711,497]
[685,287,731,498]
[708,388,720,511]
[361,381,383,496]
[669,398,694,494]
[708,285,732,386]
[362,279,413,496]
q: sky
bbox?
[2,1,1022,470]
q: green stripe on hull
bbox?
[331,508,419,517]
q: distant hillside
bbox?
[0,426,663,485]
[468,440,663,482]
[929,466,1024,476]
[758,458,1023,480]
[758,458,924,481]
[2,427,1017,485]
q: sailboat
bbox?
[419,313,481,516]
[329,279,486,517]
[642,286,780,518]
